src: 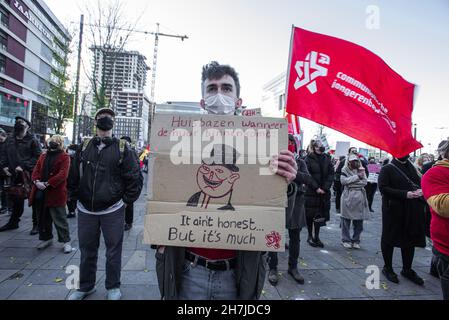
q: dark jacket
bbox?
[304,152,335,221]
[288,158,313,229]
[0,133,42,175]
[67,151,78,201]
[156,247,266,300]
[73,137,143,212]
[29,151,70,208]
[378,159,426,248]
[0,140,6,179]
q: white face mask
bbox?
[204,94,236,115]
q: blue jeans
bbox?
[433,248,449,300]
[178,259,237,300]
[341,217,363,243]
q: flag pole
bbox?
[283,24,295,118]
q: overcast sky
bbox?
[45,0,449,154]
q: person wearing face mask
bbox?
[29,135,72,253]
[422,139,449,299]
[155,62,298,300]
[340,154,370,249]
[0,128,11,215]
[378,153,427,285]
[66,144,79,219]
[0,117,42,232]
[67,108,143,300]
[304,139,335,248]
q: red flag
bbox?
[285,27,422,157]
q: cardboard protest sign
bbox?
[144,113,288,252]
[335,141,350,157]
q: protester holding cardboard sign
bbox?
[152,61,297,300]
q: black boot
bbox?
[315,238,324,248]
[401,269,424,286]
[0,221,19,232]
[382,266,399,284]
[30,224,39,235]
[307,236,317,247]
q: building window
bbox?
[0,30,6,51]
[279,94,285,111]
[0,6,8,27]
[0,54,5,73]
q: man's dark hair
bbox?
[121,136,132,144]
[201,61,240,98]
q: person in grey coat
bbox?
[340,153,370,249]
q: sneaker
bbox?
[107,288,122,300]
[67,288,96,300]
[352,242,361,249]
[268,269,279,286]
[63,242,73,254]
[288,267,305,284]
[124,223,132,231]
[342,241,352,249]
[382,267,399,284]
[401,269,424,286]
[67,212,76,219]
[0,207,8,215]
[30,225,39,235]
[37,239,53,250]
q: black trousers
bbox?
[268,228,301,270]
[0,179,9,209]
[433,248,449,300]
[8,196,37,226]
[78,206,125,291]
[125,203,134,225]
[67,199,77,213]
[334,181,342,210]
[365,183,377,209]
[381,241,415,271]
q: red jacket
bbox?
[422,159,449,256]
[29,151,70,208]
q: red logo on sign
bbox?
[265,231,281,249]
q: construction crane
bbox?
[74,21,188,103]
